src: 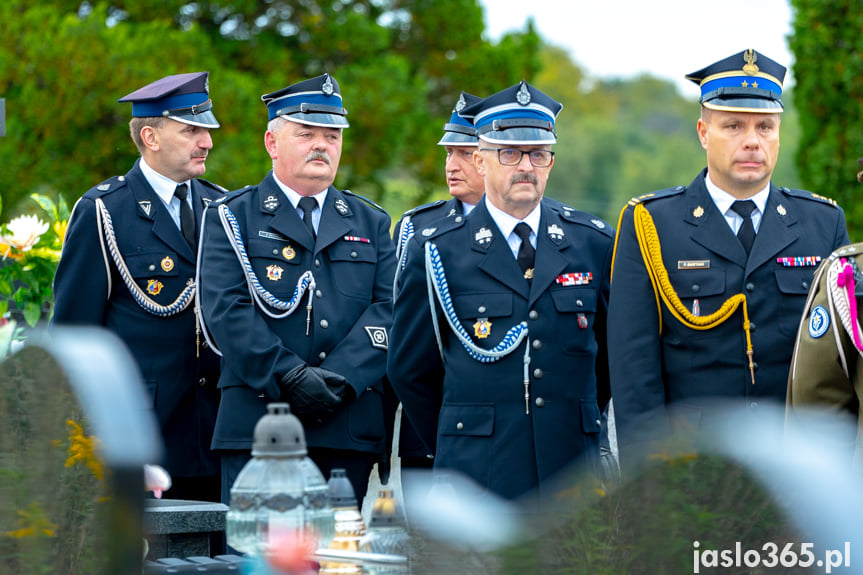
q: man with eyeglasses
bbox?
[388,81,613,502]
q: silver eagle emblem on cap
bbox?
[516,82,531,106]
[322,75,334,96]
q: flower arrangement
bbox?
[0,193,69,327]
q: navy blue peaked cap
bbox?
[118,72,220,128]
[262,73,349,128]
[438,91,482,146]
[460,81,562,145]
[686,49,786,113]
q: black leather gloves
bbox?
[280,365,353,418]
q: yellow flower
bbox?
[1,214,49,252]
[5,501,58,539]
[64,419,104,481]
[53,219,67,245]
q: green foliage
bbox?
[790,0,863,238]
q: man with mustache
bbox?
[53,72,225,501]
[198,74,396,506]
[608,49,849,474]
[388,81,613,502]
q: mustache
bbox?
[511,173,538,185]
[191,149,208,159]
[306,151,331,164]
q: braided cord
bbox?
[95,198,195,317]
[633,203,755,383]
[392,216,415,301]
[424,241,527,363]
[218,204,315,320]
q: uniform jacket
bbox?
[390,197,466,460]
[787,243,863,469]
[609,169,849,457]
[388,197,613,500]
[198,172,396,454]
[52,159,223,478]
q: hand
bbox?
[280,365,347,418]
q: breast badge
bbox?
[473,318,492,339]
[282,246,296,260]
[161,256,174,272]
[693,206,705,218]
[266,264,284,281]
[147,279,163,295]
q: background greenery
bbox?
[4,0,850,236]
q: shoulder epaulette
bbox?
[627,185,686,206]
[214,185,254,205]
[780,187,840,207]
[547,201,613,237]
[343,189,386,212]
[827,242,863,262]
[197,178,228,193]
[401,199,447,218]
[90,175,128,196]
[414,212,464,243]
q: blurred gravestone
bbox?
[0,327,162,575]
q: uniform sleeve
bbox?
[52,197,110,325]
[833,207,851,250]
[318,211,397,396]
[607,205,672,464]
[594,233,614,413]
[387,235,445,453]
[198,205,304,400]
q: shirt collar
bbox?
[139,157,190,207]
[484,196,541,239]
[704,172,770,216]
[272,172,328,209]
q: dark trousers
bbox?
[164,474,221,502]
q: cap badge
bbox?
[204,75,210,93]
[516,82,531,106]
[263,195,279,211]
[161,256,174,272]
[322,75,334,96]
[455,93,467,112]
[475,227,493,245]
[777,204,787,216]
[138,200,152,216]
[335,198,350,215]
[743,49,759,75]
[282,246,296,260]
[266,264,283,281]
[693,206,705,218]
[147,279,164,295]
[547,223,565,242]
[473,318,492,339]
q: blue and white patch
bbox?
[365,326,388,350]
[808,305,830,339]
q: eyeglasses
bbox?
[479,148,554,167]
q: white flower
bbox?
[144,464,172,499]
[2,214,49,252]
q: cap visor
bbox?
[479,127,556,146]
[703,96,784,114]
[437,132,478,146]
[282,113,349,128]
[170,110,221,128]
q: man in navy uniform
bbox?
[388,81,613,501]
[608,49,849,471]
[53,72,225,501]
[198,74,396,504]
[389,91,484,476]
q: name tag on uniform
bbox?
[678,260,710,270]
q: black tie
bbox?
[514,222,535,280]
[298,196,317,239]
[731,200,757,256]
[174,183,196,250]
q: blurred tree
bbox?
[790,0,863,237]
